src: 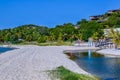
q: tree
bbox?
[4,32,11,42]
[102,13,120,27]
[77,19,88,25]
[25,35,32,42]
[48,32,55,41]
[79,21,103,41]
[37,35,46,43]
[107,28,120,49]
[92,32,99,41]
[57,33,64,45]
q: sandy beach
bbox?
[97,48,120,57]
[0,45,98,80]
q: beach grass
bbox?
[49,66,100,80]
[38,41,73,46]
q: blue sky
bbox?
[0,0,120,29]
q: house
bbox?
[90,15,103,20]
[107,9,120,14]
[74,26,80,29]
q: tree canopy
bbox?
[0,11,120,44]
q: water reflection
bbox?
[88,50,91,59]
[72,51,120,80]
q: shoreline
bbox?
[0,45,98,80]
[97,48,120,57]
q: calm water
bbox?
[0,47,15,53]
[73,51,120,80]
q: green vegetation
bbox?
[0,24,49,44]
[38,42,73,46]
[49,66,100,80]
[77,20,104,41]
[1,11,120,45]
[106,28,120,48]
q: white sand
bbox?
[0,46,97,80]
[97,48,120,57]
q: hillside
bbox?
[0,24,49,43]
[0,8,120,44]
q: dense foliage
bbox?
[107,28,120,48]
[0,12,120,44]
[0,24,49,43]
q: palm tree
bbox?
[107,28,120,49]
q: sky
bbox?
[0,0,120,29]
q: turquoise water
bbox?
[72,51,120,80]
[0,47,15,53]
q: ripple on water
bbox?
[70,51,120,80]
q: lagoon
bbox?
[0,47,15,53]
[73,51,120,80]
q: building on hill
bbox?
[90,15,103,20]
[107,8,120,14]
[90,8,120,21]
[74,25,80,29]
